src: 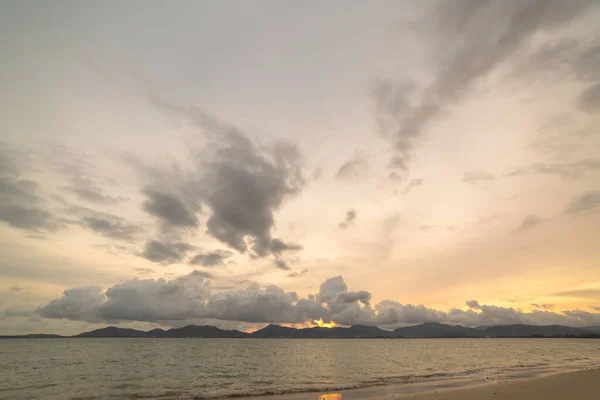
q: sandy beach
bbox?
[400,368,600,400]
[244,368,600,400]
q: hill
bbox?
[2,323,599,339]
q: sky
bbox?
[1,0,599,335]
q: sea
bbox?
[1,338,599,400]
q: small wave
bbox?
[188,370,488,399]
[111,382,141,390]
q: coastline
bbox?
[237,368,600,400]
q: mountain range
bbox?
[2,322,600,339]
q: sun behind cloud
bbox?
[314,318,336,328]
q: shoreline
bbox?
[236,367,600,400]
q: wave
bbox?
[74,359,599,400]
[190,361,598,400]
[185,370,491,399]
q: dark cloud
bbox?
[274,259,290,271]
[335,153,369,181]
[565,191,600,214]
[140,240,196,265]
[76,208,142,241]
[531,303,555,310]
[462,171,495,184]
[466,300,482,310]
[148,101,305,258]
[338,209,357,229]
[269,238,303,256]
[512,215,545,234]
[63,186,127,205]
[142,189,199,231]
[39,273,600,326]
[374,0,597,172]
[189,250,233,267]
[577,82,600,114]
[508,159,600,179]
[0,152,62,231]
[38,286,106,322]
[0,204,61,232]
[572,42,600,83]
[287,268,308,278]
[190,270,214,279]
[552,289,600,299]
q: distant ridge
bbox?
[2,322,600,339]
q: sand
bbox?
[398,368,600,400]
[244,368,600,400]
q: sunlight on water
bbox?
[320,393,342,400]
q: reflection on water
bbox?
[320,393,342,400]
[2,338,600,400]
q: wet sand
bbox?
[392,368,600,400]
[242,368,600,400]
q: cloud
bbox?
[531,303,555,310]
[577,82,600,114]
[312,167,323,181]
[134,268,156,275]
[74,208,142,241]
[400,178,424,194]
[0,164,62,231]
[142,189,199,231]
[274,259,290,270]
[25,234,48,240]
[39,271,320,324]
[466,300,482,310]
[38,286,106,322]
[0,145,73,232]
[148,100,305,258]
[462,171,495,184]
[373,0,597,172]
[0,204,61,232]
[338,209,357,229]
[0,308,36,319]
[9,286,29,292]
[565,191,600,214]
[552,289,600,299]
[287,268,308,278]
[40,144,127,205]
[140,240,196,265]
[512,215,545,234]
[189,250,233,267]
[63,186,127,205]
[335,153,369,181]
[269,239,303,256]
[39,273,600,326]
[573,42,600,82]
[508,160,600,179]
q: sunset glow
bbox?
[314,319,337,328]
[1,1,600,337]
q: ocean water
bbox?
[1,338,599,399]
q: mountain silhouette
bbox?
[2,323,598,339]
